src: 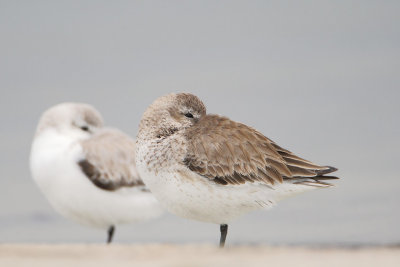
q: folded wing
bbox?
[184,115,338,186]
[79,128,145,191]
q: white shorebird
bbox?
[30,103,164,243]
[136,93,339,247]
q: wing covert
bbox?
[184,115,337,186]
[79,128,145,191]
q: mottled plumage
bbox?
[135,93,339,247]
[184,114,338,187]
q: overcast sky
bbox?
[0,1,399,244]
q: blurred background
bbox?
[0,1,399,245]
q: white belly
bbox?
[135,138,317,225]
[30,132,163,229]
[137,162,278,224]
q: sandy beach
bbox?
[1,244,399,267]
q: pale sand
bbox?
[1,244,399,267]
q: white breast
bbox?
[30,130,163,229]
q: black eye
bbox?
[184,113,194,118]
[80,126,89,131]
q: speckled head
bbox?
[138,93,206,140]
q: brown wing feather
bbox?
[184,115,338,186]
[79,128,145,191]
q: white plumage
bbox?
[30,103,163,242]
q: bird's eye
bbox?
[80,126,89,131]
[184,113,194,118]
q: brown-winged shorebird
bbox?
[30,103,164,243]
[135,93,339,248]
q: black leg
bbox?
[107,225,115,244]
[219,224,228,248]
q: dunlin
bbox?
[30,103,163,243]
[135,93,338,247]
